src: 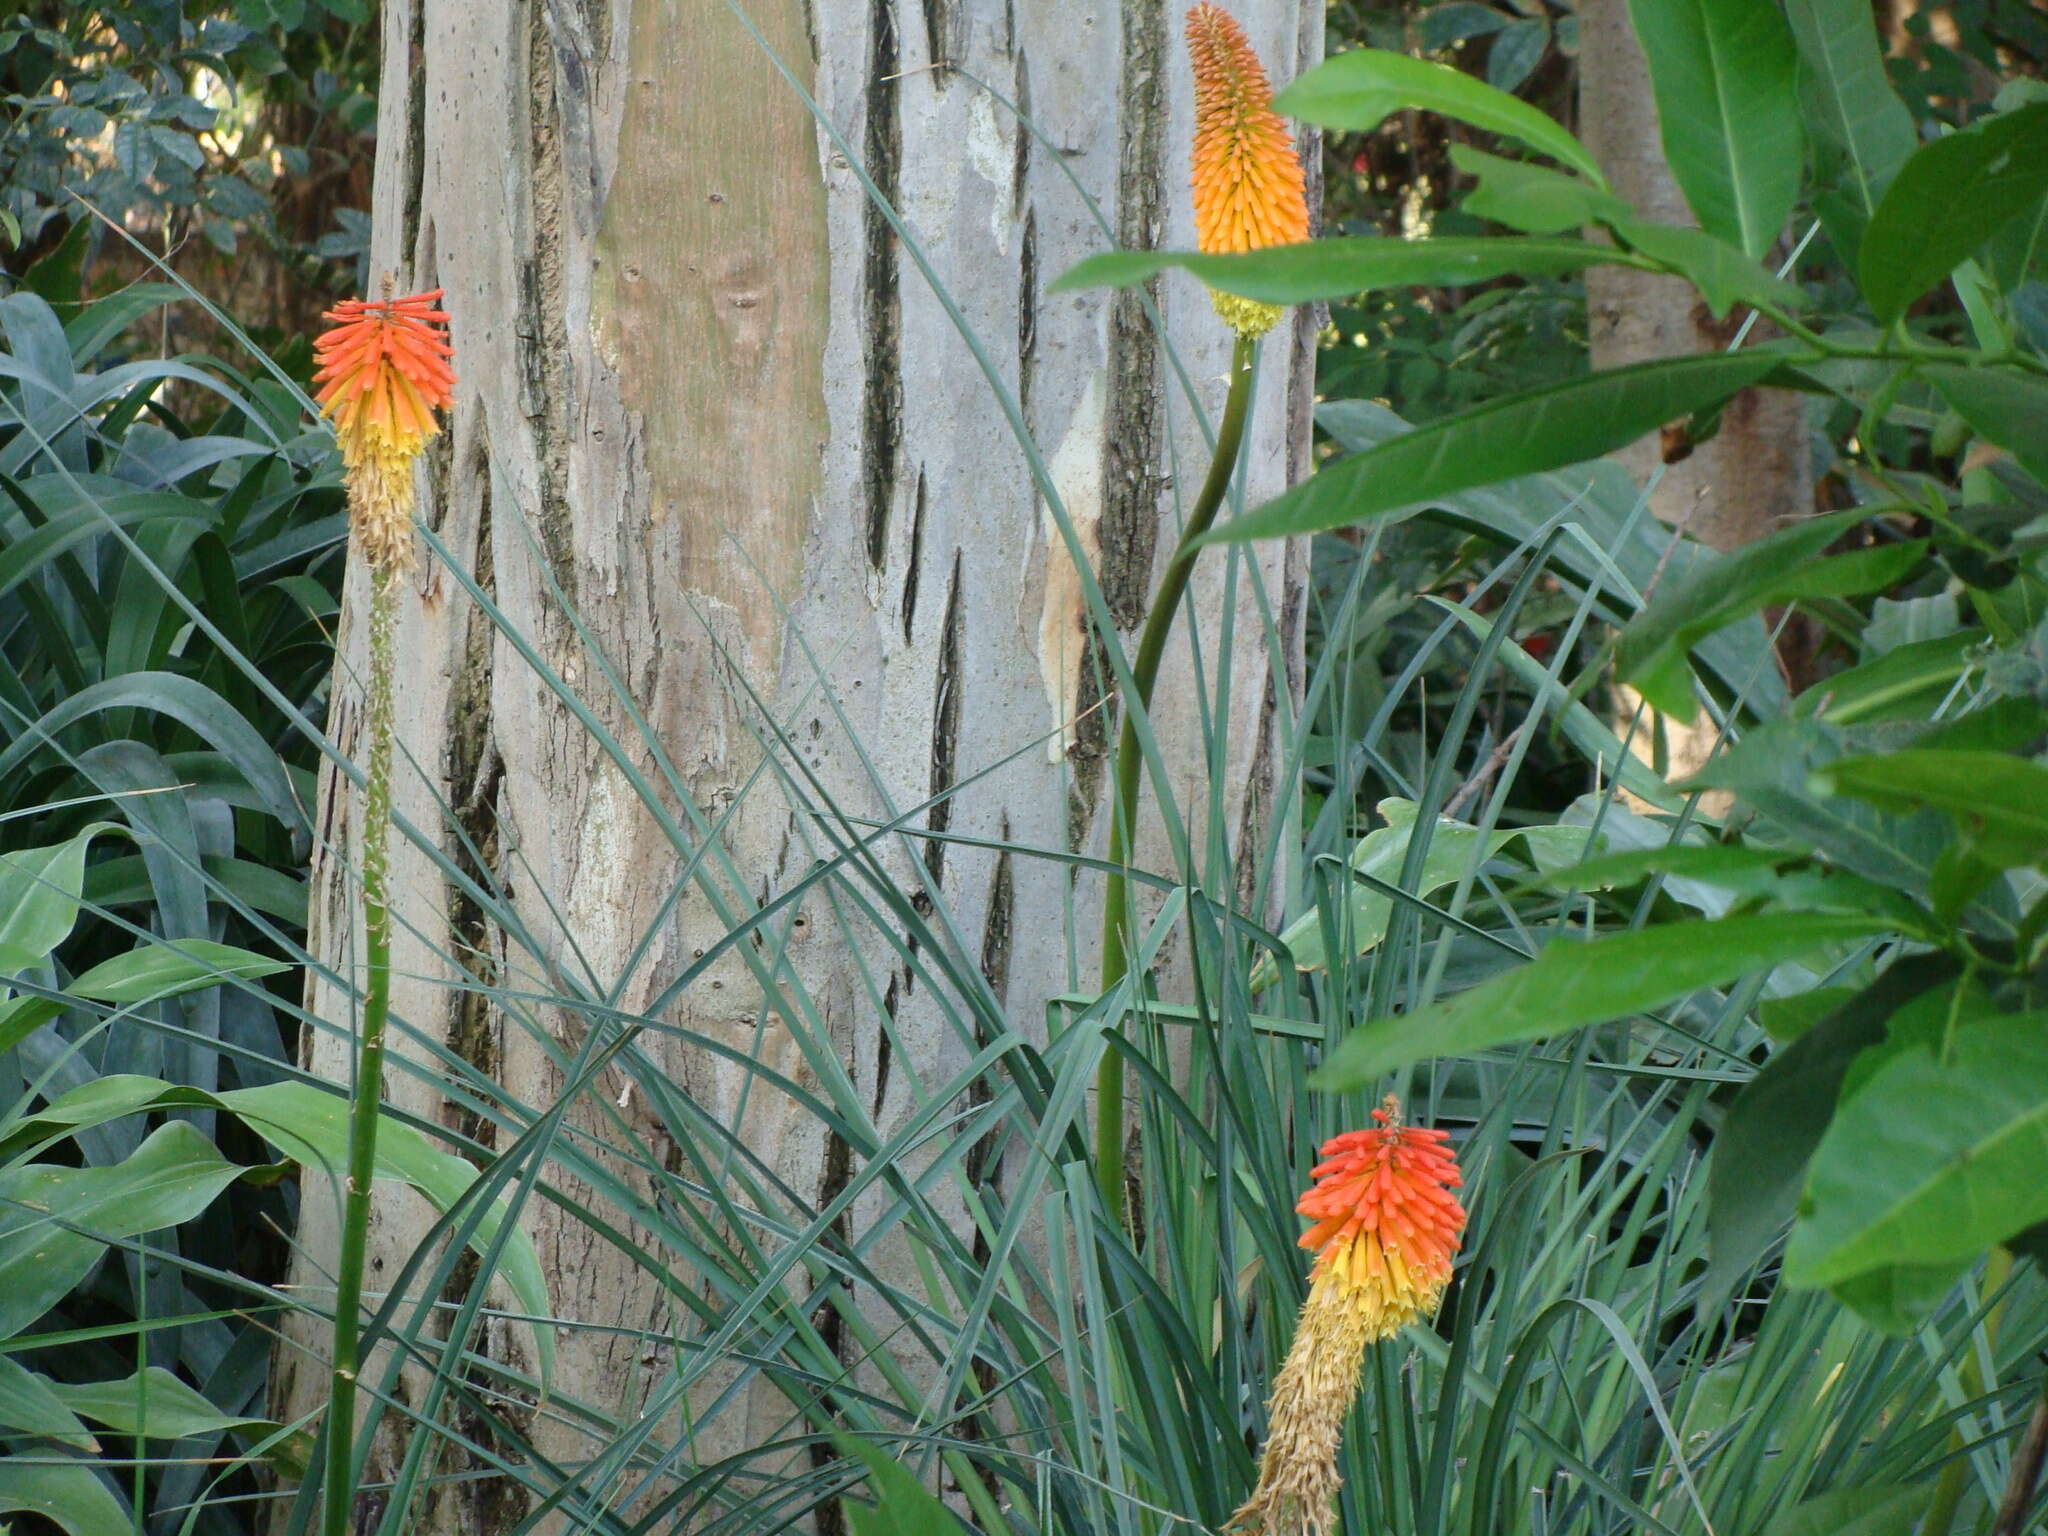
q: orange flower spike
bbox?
[1185,4,1310,339]
[313,287,456,573]
[1228,1097,1467,1536]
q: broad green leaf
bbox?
[1210,351,1786,545]
[1683,718,1950,894]
[1828,1258,1974,1333]
[49,1366,278,1440]
[1920,364,2048,484]
[67,941,287,1004]
[1531,843,1789,900]
[1610,219,1807,317]
[1253,799,1595,990]
[1627,0,1804,256]
[1787,1017,2048,1288]
[0,1076,549,1381]
[0,1122,248,1337]
[1859,103,2048,325]
[1757,1484,1933,1536]
[1452,143,1630,234]
[0,1075,216,1162]
[833,1434,972,1536]
[1757,985,1858,1043]
[1704,958,1954,1296]
[0,1462,130,1536]
[1782,0,1915,267]
[1790,630,1984,723]
[1311,912,1890,1088]
[1050,236,1635,303]
[0,824,118,975]
[0,995,63,1055]
[1617,512,1927,720]
[1273,48,1605,183]
[0,674,306,846]
[219,1080,555,1386]
[1813,748,2048,867]
[0,1354,95,1448]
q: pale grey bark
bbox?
[275,0,1316,1527]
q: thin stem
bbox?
[1094,332,1255,1222]
[1993,1373,2048,1536]
[324,561,399,1536]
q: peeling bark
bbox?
[277,1,1316,1528]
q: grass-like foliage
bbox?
[5,0,2048,1531]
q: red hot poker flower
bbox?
[1229,1097,1468,1536]
[1185,4,1310,338]
[312,287,456,571]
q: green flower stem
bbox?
[1094,331,1255,1223]
[324,561,399,1536]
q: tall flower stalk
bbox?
[1230,1098,1468,1535]
[1095,4,1309,1220]
[310,282,455,1536]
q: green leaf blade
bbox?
[1627,0,1805,257]
[1208,351,1785,544]
[1311,912,1892,1088]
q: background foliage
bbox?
[5,1,2048,1535]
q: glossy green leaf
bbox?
[1704,958,1954,1296]
[1813,748,2048,866]
[66,940,287,1004]
[0,1461,130,1536]
[49,1366,278,1440]
[1452,144,1631,235]
[1920,364,2048,484]
[0,1354,96,1448]
[834,1434,972,1536]
[1273,48,1606,183]
[1051,236,1634,303]
[1610,219,1807,317]
[1617,512,1926,720]
[1781,0,1915,266]
[1787,1017,2048,1287]
[1790,630,1984,723]
[219,1080,555,1386]
[1626,0,1804,256]
[0,823,118,975]
[1207,351,1786,545]
[1254,799,1595,990]
[1312,912,1891,1088]
[1683,719,1950,894]
[0,1122,249,1337]
[0,673,305,846]
[1859,103,2048,325]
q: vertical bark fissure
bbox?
[901,467,926,644]
[1098,0,1167,629]
[923,0,958,82]
[861,0,904,573]
[1016,207,1037,425]
[399,0,428,255]
[1008,42,1029,215]
[924,549,964,884]
[523,0,578,596]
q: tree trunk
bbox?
[1579,0,1811,786]
[273,0,1316,1528]
[1579,0,1812,555]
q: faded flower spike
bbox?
[313,286,456,572]
[1229,1096,1467,1536]
[1186,3,1310,340]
